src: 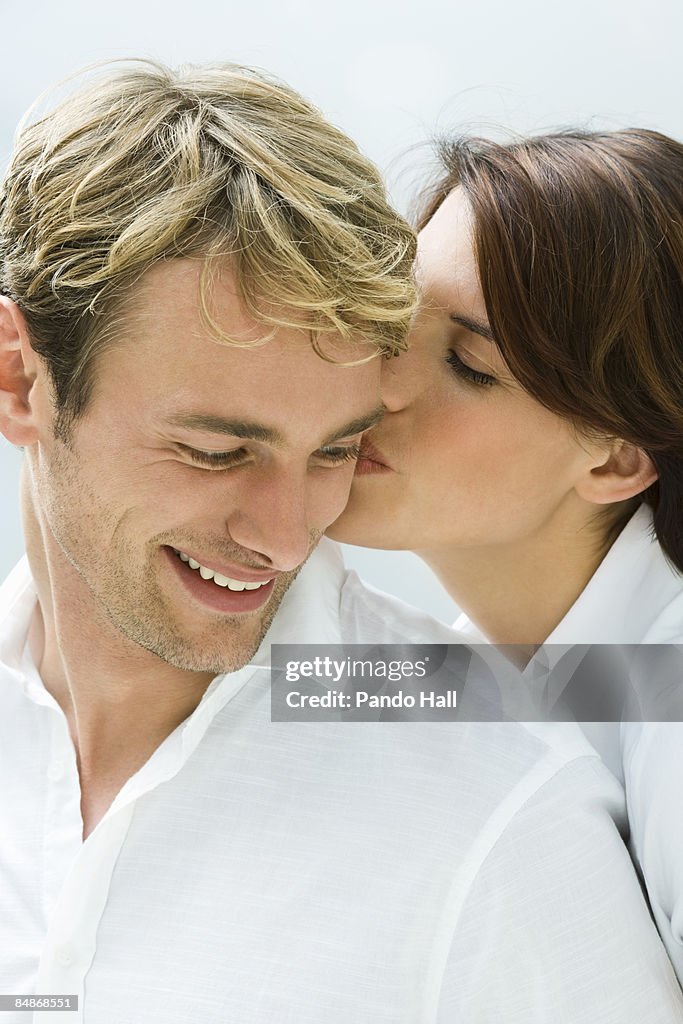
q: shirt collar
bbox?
[0,556,39,692]
[179,537,345,757]
[119,537,346,810]
[544,505,678,645]
[249,536,345,657]
[453,505,683,683]
[455,505,678,649]
[0,540,347,814]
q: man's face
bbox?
[27,260,382,673]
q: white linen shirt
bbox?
[454,504,683,987]
[2,537,682,1023]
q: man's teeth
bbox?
[175,550,270,591]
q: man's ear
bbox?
[0,295,42,446]
[575,440,658,505]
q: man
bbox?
[0,61,681,1022]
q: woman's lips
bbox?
[355,438,393,475]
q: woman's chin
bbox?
[325,507,368,545]
[326,501,403,550]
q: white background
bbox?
[1,0,682,619]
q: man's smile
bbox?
[172,547,275,590]
[164,546,277,613]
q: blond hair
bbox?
[0,59,416,431]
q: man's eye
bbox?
[182,446,249,468]
[315,443,362,465]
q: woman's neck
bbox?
[419,507,628,647]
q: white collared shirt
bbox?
[454,504,683,986]
[2,537,682,1022]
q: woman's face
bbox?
[330,188,609,555]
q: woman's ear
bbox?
[0,296,42,446]
[575,440,658,505]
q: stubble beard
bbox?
[99,550,304,675]
[39,441,311,676]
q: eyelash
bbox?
[182,443,362,469]
[184,447,248,467]
[446,349,496,388]
[319,443,362,464]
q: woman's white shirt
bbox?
[454,503,683,985]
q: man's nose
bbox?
[225,467,314,573]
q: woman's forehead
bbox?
[416,190,483,314]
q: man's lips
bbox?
[355,437,392,475]
[162,546,277,613]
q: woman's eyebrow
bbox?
[450,314,495,342]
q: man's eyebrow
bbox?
[164,406,385,447]
[450,314,495,342]
[165,413,284,445]
[321,406,385,445]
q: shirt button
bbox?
[56,945,74,967]
[47,761,65,782]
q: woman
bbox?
[329,128,683,981]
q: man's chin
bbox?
[132,613,274,676]
[140,565,304,674]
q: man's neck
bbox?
[22,493,216,835]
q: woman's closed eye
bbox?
[446,348,497,388]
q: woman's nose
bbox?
[380,330,425,413]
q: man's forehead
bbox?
[102,257,384,440]
[120,257,382,363]
[124,257,260,341]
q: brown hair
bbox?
[0,60,416,436]
[419,129,683,572]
